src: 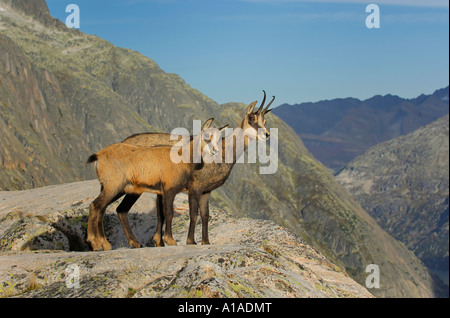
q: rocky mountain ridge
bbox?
[0,181,374,298]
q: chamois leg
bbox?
[116,194,142,248]
[87,190,107,251]
[87,188,121,251]
[199,192,211,245]
[186,190,200,245]
[97,192,124,249]
[152,194,165,247]
[162,192,177,246]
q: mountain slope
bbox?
[273,88,449,170]
[0,0,446,297]
[336,115,449,273]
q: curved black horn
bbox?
[264,96,275,114]
[257,90,267,114]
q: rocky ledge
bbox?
[0,180,373,298]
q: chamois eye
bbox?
[249,115,255,122]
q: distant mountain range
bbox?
[273,87,449,170]
[0,0,447,297]
[336,115,449,274]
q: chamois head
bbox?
[242,90,275,142]
[200,118,228,157]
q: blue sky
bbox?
[46,0,449,106]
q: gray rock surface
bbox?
[0,181,373,298]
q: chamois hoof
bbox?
[102,242,112,251]
[87,237,112,251]
[186,239,197,245]
[100,238,112,251]
[152,234,165,247]
[128,240,142,249]
[201,240,211,245]
[88,242,103,251]
[163,235,177,246]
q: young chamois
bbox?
[86,118,224,251]
[116,91,275,247]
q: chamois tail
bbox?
[86,154,98,164]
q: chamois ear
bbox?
[246,101,258,115]
[219,125,229,133]
[202,118,214,131]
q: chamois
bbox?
[117,91,274,247]
[86,118,224,251]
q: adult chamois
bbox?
[117,91,274,247]
[86,118,225,251]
